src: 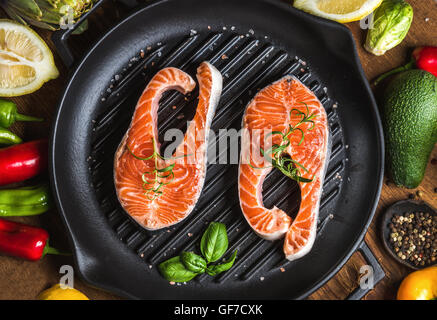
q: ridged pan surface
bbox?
[50,0,383,299]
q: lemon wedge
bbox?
[38,284,89,300]
[0,19,59,97]
[293,0,383,23]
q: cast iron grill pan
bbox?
[91,31,342,273]
[50,0,384,299]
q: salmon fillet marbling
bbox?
[238,76,329,261]
[114,62,222,230]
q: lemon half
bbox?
[0,19,59,97]
[293,0,384,23]
[38,284,89,300]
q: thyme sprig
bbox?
[251,102,318,183]
[127,137,187,200]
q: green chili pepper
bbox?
[0,184,52,217]
[0,99,43,128]
[364,0,413,56]
[0,127,22,145]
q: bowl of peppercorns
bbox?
[381,200,436,270]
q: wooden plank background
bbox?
[0,0,435,300]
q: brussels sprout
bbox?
[365,0,413,56]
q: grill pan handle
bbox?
[52,0,139,68]
[345,241,385,300]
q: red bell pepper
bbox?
[412,47,437,78]
[0,139,48,186]
[0,218,63,261]
[374,46,437,85]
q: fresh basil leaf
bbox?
[158,256,198,282]
[200,222,228,263]
[180,251,207,273]
[206,250,238,276]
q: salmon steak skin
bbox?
[238,76,329,261]
[114,62,223,230]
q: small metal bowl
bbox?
[381,199,436,270]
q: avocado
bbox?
[382,69,437,188]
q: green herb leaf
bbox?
[365,0,414,56]
[180,251,207,274]
[206,250,238,276]
[200,222,228,263]
[158,256,198,282]
[251,102,317,184]
[128,137,186,200]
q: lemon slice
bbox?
[0,19,59,97]
[293,0,383,23]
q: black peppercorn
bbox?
[388,210,436,268]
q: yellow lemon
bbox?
[38,284,89,300]
[293,0,383,23]
[0,19,59,97]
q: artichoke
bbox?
[0,0,96,33]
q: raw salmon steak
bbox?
[114,62,222,230]
[238,76,329,261]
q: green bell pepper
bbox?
[0,184,52,217]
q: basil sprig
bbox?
[158,222,238,283]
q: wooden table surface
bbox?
[0,0,435,300]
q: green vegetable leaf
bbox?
[158,256,198,282]
[365,0,413,56]
[200,222,228,263]
[180,251,207,274]
[206,250,238,276]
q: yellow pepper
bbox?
[397,266,437,300]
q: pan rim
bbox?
[49,0,385,300]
